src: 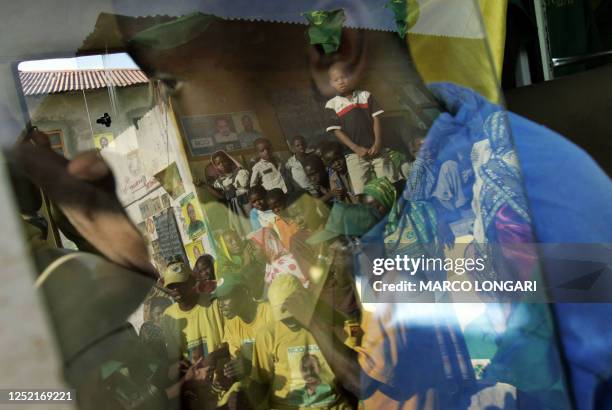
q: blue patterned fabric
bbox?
[368,82,612,409]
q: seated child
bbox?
[249,138,288,193]
[321,141,358,204]
[285,135,317,194]
[247,185,275,232]
[302,155,333,205]
[324,62,402,194]
[265,188,300,251]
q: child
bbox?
[249,138,288,193]
[265,188,300,251]
[302,155,333,204]
[247,185,275,231]
[285,135,317,194]
[193,254,217,293]
[324,62,401,194]
[321,141,358,204]
[209,150,252,236]
[247,228,309,289]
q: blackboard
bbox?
[153,209,187,265]
[268,88,334,148]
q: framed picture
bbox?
[44,130,66,156]
[181,111,262,156]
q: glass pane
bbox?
[5,1,610,410]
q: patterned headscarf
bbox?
[363,177,397,213]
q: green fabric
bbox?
[302,9,346,54]
[101,360,124,380]
[210,272,247,299]
[385,0,419,38]
[307,203,379,244]
[384,200,440,259]
[363,177,396,212]
[129,12,216,50]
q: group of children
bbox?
[201,61,410,241]
[207,133,408,239]
[137,62,417,408]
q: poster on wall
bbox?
[154,162,185,200]
[145,217,158,241]
[94,132,114,150]
[161,193,171,209]
[100,127,152,205]
[185,239,206,268]
[181,111,262,156]
[153,209,187,265]
[179,192,206,240]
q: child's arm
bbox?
[333,129,368,157]
[249,165,260,187]
[198,178,224,200]
[368,93,384,156]
[368,115,382,156]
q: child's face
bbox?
[223,232,243,255]
[256,141,272,161]
[362,194,388,216]
[151,306,164,324]
[213,155,233,174]
[219,293,242,319]
[293,138,306,154]
[323,151,346,174]
[249,192,266,211]
[194,262,214,282]
[304,164,323,186]
[267,196,284,215]
[329,66,351,95]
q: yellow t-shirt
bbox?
[224,302,273,361]
[251,322,352,410]
[160,295,225,364]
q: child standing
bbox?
[285,135,317,194]
[324,62,401,194]
[210,150,251,236]
[249,138,288,193]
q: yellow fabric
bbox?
[407,0,507,103]
[479,0,507,80]
[251,323,352,410]
[224,302,273,360]
[268,274,304,321]
[163,262,191,286]
[160,295,225,364]
[354,309,428,410]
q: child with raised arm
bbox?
[324,62,401,195]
